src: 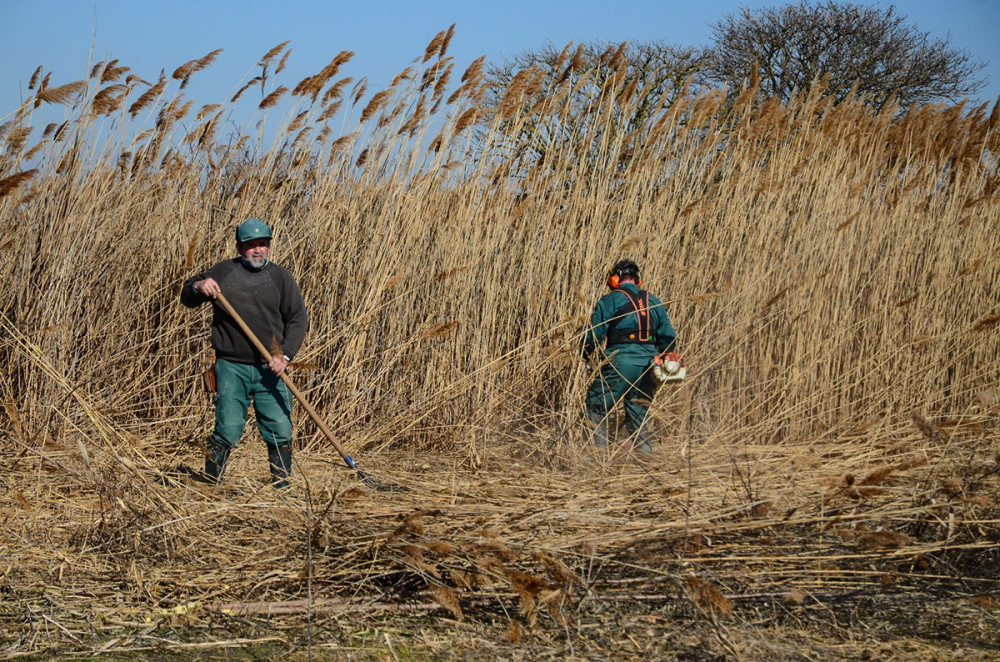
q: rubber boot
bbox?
[632,428,653,455]
[268,443,293,489]
[204,441,231,484]
[587,412,609,449]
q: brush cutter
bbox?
[652,351,686,383]
[213,292,402,491]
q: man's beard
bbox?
[243,255,268,270]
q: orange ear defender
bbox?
[607,260,642,289]
[606,275,641,288]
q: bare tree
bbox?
[481,40,710,177]
[706,1,987,111]
[486,40,709,116]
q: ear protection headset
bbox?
[606,259,642,289]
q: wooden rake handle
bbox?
[213,292,360,471]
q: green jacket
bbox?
[583,283,676,360]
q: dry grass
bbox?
[1,29,999,660]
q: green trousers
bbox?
[586,348,657,449]
[212,358,293,449]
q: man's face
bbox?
[238,238,270,269]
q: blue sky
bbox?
[2,0,999,127]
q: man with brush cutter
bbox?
[181,218,308,488]
[582,259,681,454]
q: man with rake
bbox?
[181,219,309,488]
[582,259,678,454]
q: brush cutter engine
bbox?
[652,352,686,383]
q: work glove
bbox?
[654,351,685,370]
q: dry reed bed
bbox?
[2,31,999,658]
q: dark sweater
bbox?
[181,258,308,363]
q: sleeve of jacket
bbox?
[651,294,677,354]
[279,272,309,359]
[582,295,611,357]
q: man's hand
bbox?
[268,354,289,377]
[194,277,221,298]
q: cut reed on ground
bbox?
[1,30,998,660]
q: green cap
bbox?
[236,218,272,243]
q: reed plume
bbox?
[90,84,127,115]
[259,86,288,109]
[129,79,167,117]
[423,27,448,63]
[259,40,290,67]
[0,169,37,198]
[351,77,368,105]
[100,60,130,84]
[275,48,292,75]
[359,89,391,123]
[35,80,87,106]
[172,49,223,88]
[27,65,42,89]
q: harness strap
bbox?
[606,288,654,345]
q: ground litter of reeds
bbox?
[3,403,999,661]
[3,28,1000,660]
